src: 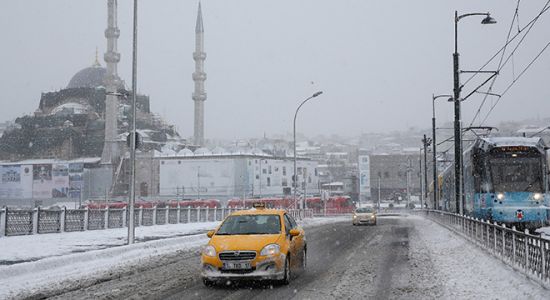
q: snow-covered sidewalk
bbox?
[0,222,220,265]
[0,216,348,299]
[409,215,549,299]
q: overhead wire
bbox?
[461,0,550,88]
[468,0,520,128]
[480,38,550,125]
[465,0,550,127]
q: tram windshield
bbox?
[489,156,543,193]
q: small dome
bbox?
[177,148,194,156]
[211,147,226,155]
[67,65,107,89]
[194,147,211,155]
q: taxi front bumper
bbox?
[201,254,286,281]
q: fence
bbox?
[0,206,314,237]
[419,209,550,289]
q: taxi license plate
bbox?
[223,261,251,270]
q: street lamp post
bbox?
[127,0,139,245]
[453,11,496,215]
[432,94,452,210]
[422,135,430,208]
[293,91,323,209]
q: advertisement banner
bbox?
[68,163,84,199]
[358,155,371,199]
[52,164,69,198]
[33,164,53,199]
[21,165,33,198]
[0,165,22,198]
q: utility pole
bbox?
[197,166,201,200]
[453,10,496,215]
[127,0,138,245]
[419,149,423,208]
[377,174,381,211]
[422,135,431,208]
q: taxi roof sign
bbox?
[252,202,266,209]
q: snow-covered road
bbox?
[0,216,349,299]
[11,214,546,300]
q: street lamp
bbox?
[127,0,138,244]
[293,91,323,209]
[432,93,452,209]
[453,11,496,215]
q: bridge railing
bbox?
[0,206,314,237]
[418,209,550,288]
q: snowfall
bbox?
[0,214,549,299]
[0,216,349,299]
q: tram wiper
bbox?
[523,177,541,192]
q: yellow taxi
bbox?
[201,204,307,286]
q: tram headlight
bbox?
[496,193,505,200]
[533,193,542,201]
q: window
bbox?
[262,168,267,174]
[256,174,259,180]
[384,171,390,178]
[282,166,287,176]
[268,166,272,174]
[274,167,279,172]
[282,178,288,187]
[314,168,318,176]
[308,176,312,183]
[267,177,271,186]
[283,214,293,235]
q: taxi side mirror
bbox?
[289,229,300,237]
[206,230,215,238]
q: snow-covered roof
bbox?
[0,157,101,166]
[481,137,543,148]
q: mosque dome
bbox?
[67,64,107,89]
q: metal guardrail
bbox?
[0,206,314,237]
[419,209,550,289]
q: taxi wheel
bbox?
[302,248,307,269]
[281,256,291,285]
[202,278,214,287]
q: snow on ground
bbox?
[0,216,348,299]
[0,221,219,264]
[409,215,549,299]
[535,226,550,240]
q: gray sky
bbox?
[1,0,549,140]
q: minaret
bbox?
[101,0,121,164]
[192,2,207,146]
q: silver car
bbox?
[352,207,377,226]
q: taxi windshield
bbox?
[216,215,281,235]
[356,207,374,213]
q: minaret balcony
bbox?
[104,27,120,38]
[193,52,207,60]
[104,51,121,63]
[192,72,207,81]
[192,92,207,101]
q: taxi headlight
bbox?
[260,244,280,256]
[203,245,216,257]
[371,215,375,219]
[353,214,357,219]
[533,193,542,201]
[497,193,505,200]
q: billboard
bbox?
[33,164,53,199]
[358,155,371,200]
[52,164,69,198]
[68,163,84,198]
